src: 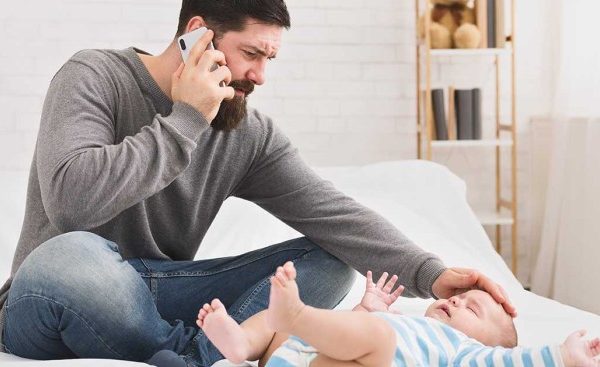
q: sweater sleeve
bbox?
[452,343,565,367]
[36,59,209,232]
[233,115,446,298]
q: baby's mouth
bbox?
[439,304,451,318]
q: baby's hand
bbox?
[560,330,600,367]
[359,271,405,312]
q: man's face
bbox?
[425,289,510,345]
[210,19,282,130]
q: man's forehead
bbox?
[236,21,282,50]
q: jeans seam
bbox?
[150,278,158,304]
[232,276,272,321]
[144,246,315,278]
[139,258,153,274]
[5,294,126,360]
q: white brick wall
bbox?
[0,0,553,285]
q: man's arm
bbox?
[37,35,233,232]
[37,57,209,231]
[233,116,446,298]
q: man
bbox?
[0,1,516,366]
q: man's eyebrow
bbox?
[242,44,277,58]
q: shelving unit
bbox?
[415,0,518,274]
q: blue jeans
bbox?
[3,231,354,366]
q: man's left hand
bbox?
[431,267,517,317]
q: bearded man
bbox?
[0,1,515,366]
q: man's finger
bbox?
[475,272,505,303]
[211,65,232,86]
[188,29,215,66]
[197,50,227,73]
[221,86,235,101]
[174,62,185,78]
[171,62,185,87]
[474,273,519,317]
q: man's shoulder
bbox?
[68,48,127,67]
[56,48,131,82]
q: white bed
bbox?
[1,160,599,366]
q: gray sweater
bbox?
[0,48,446,349]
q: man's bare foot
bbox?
[266,261,307,333]
[196,299,250,364]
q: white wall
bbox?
[0,0,553,285]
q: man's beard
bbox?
[211,79,255,131]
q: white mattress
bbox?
[1,160,599,366]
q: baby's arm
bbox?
[353,271,405,312]
[453,330,600,367]
[452,343,564,367]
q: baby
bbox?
[197,262,600,367]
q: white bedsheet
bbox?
[1,160,599,366]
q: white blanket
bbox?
[1,160,599,366]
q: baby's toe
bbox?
[283,262,296,280]
[211,298,224,311]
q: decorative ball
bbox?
[453,23,481,49]
[430,22,452,49]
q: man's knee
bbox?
[31,231,118,261]
[10,231,133,306]
[297,238,355,283]
[293,238,356,307]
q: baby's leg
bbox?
[197,299,275,364]
[267,262,396,367]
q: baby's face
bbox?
[425,289,510,345]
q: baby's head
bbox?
[425,289,517,347]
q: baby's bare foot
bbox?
[196,299,250,364]
[266,261,306,333]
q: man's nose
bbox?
[246,60,266,85]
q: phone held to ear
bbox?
[177,27,225,87]
[178,27,215,63]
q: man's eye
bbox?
[244,50,256,57]
[469,307,477,315]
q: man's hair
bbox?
[176,0,291,38]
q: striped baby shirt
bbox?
[266,314,565,367]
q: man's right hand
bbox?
[171,29,235,123]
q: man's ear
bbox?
[185,16,207,33]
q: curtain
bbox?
[531,0,600,314]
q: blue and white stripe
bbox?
[266,314,564,367]
[376,314,564,367]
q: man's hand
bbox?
[358,271,404,312]
[560,330,600,367]
[171,29,235,123]
[431,267,517,317]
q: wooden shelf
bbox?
[475,209,514,226]
[431,139,513,148]
[428,48,511,57]
[415,0,518,274]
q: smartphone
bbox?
[178,27,215,63]
[177,27,224,86]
